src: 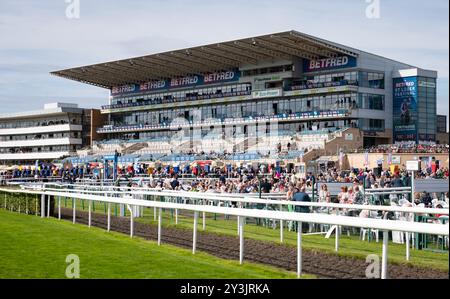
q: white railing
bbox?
[1,186,448,279]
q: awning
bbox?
[51,30,359,89]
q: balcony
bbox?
[0,124,82,136]
[285,80,358,96]
[97,109,350,134]
[0,151,72,161]
[101,90,252,114]
[0,138,82,148]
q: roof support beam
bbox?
[170,51,233,72]
[216,44,264,63]
[270,35,335,58]
[204,46,258,65]
[289,31,358,57]
[146,56,196,75]
[254,38,317,60]
[91,64,146,83]
[137,58,181,78]
[232,41,292,61]
[115,61,171,82]
[195,47,244,66]
[64,69,127,87]
[188,50,240,69]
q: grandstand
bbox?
[50,30,439,163]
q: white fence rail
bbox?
[0,186,448,279]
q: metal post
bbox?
[237,215,240,236]
[175,209,178,225]
[40,194,45,218]
[405,232,410,261]
[47,195,50,218]
[157,207,162,246]
[88,200,92,228]
[107,203,111,232]
[193,211,198,254]
[239,216,244,265]
[72,198,76,224]
[202,211,206,231]
[335,225,339,252]
[280,204,283,243]
[297,221,302,278]
[129,205,134,238]
[154,206,157,221]
[411,170,415,203]
[381,231,388,279]
[58,197,61,220]
[280,220,284,243]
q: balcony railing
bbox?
[102,90,252,111]
[97,109,350,134]
[290,80,358,91]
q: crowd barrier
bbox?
[1,185,448,279]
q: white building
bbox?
[0,103,87,165]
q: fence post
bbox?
[335,225,339,252]
[72,198,76,224]
[40,194,45,218]
[58,197,61,220]
[239,216,245,265]
[193,211,198,254]
[157,207,162,246]
[47,195,50,218]
[202,211,206,231]
[237,215,240,236]
[405,232,410,261]
[280,204,284,243]
[107,203,111,232]
[381,231,389,279]
[88,200,92,228]
[129,205,134,238]
[297,221,302,278]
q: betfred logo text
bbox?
[304,56,356,72]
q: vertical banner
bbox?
[393,76,418,143]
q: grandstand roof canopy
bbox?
[51,30,360,89]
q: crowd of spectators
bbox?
[357,144,449,154]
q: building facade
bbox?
[436,114,449,144]
[51,31,439,155]
[0,103,102,165]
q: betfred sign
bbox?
[303,56,357,72]
[111,70,241,96]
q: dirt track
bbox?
[59,208,448,279]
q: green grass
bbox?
[3,193,448,274]
[0,209,309,279]
[129,207,449,272]
[61,197,448,271]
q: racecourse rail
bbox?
[0,186,448,279]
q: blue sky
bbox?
[0,0,448,127]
